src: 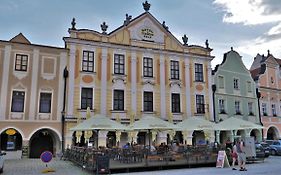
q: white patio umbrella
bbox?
[176,117,216,131]
[215,117,264,131]
[129,115,179,147]
[70,114,129,147]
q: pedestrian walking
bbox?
[236,139,247,171]
[231,140,238,170]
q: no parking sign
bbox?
[40,151,55,173]
[40,151,53,163]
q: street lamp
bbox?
[61,66,69,153]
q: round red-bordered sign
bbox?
[40,151,53,163]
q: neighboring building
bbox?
[213,48,262,143]
[64,1,214,147]
[0,33,67,158]
[250,52,281,140]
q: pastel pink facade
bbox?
[250,53,281,140]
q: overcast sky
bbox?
[1,0,281,68]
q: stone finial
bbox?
[124,14,132,26]
[182,34,188,45]
[162,21,169,31]
[71,18,76,30]
[100,22,108,34]
[267,49,271,56]
[205,39,209,48]
[143,1,151,12]
[231,47,233,51]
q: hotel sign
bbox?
[139,27,155,41]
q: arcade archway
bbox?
[267,126,279,140]
[29,128,60,158]
[0,128,22,151]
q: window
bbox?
[143,57,153,77]
[143,91,153,112]
[218,76,224,89]
[39,92,52,113]
[235,101,241,114]
[195,63,203,82]
[113,90,124,110]
[272,104,276,116]
[114,54,125,75]
[82,51,94,72]
[262,103,267,116]
[15,54,28,71]
[171,93,181,113]
[233,78,239,89]
[196,95,205,114]
[170,61,179,80]
[248,102,253,115]
[247,81,252,92]
[81,88,93,109]
[11,91,25,112]
[218,99,225,113]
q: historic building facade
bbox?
[64,2,214,148]
[0,33,67,158]
[250,52,281,140]
[213,49,262,143]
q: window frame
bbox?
[14,54,28,72]
[39,92,52,113]
[195,63,204,82]
[11,90,25,112]
[82,51,95,72]
[235,101,241,114]
[170,60,179,80]
[218,99,225,114]
[196,95,205,114]
[143,91,153,112]
[114,54,125,75]
[233,78,239,90]
[171,93,181,113]
[113,90,124,111]
[262,103,267,116]
[143,57,153,77]
[272,104,277,116]
[81,87,93,110]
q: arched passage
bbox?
[106,131,116,148]
[0,128,22,151]
[192,130,205,146]
[267,126,279,140]
[250,129,262,142]
[29,128,60,158]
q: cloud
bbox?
[213,0,281,60]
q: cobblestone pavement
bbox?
[3,158,91,175]
[2,156,281,175]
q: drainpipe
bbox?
[256,88,264,140]
[62,66,69,153]
[212,84,217,142]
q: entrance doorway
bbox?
[29,129,59,158]
[0,128,22,151]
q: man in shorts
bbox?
[236,139,247,171]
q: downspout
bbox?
[256,88,264,140]
[62,66,69,153]
[212,84,217,142]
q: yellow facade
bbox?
[64,7,214,147]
